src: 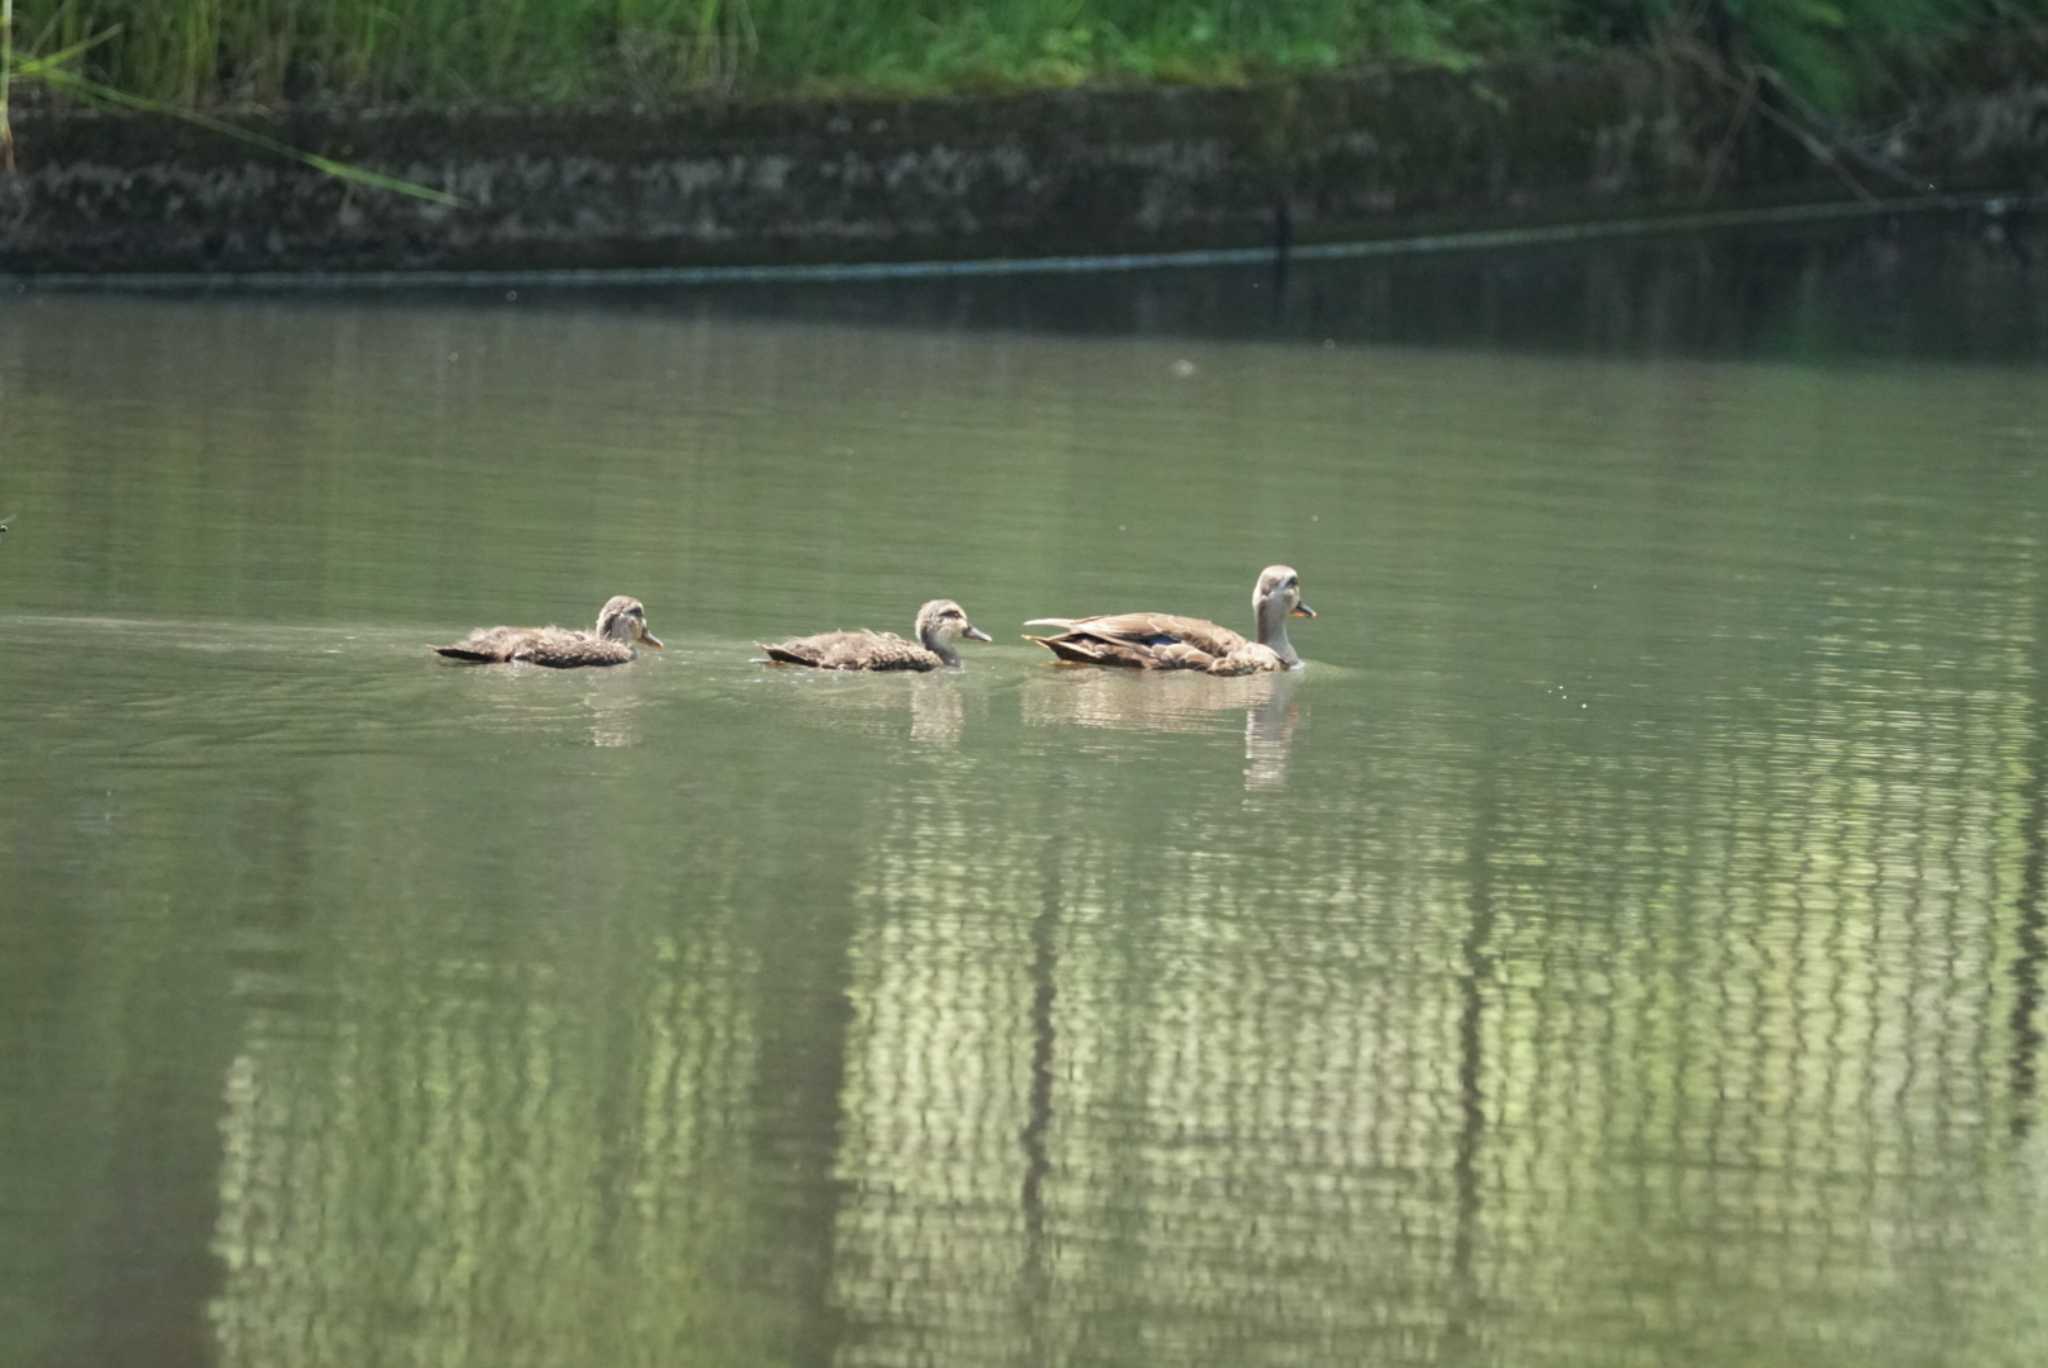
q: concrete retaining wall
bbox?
[3,42,2045,275]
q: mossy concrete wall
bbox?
[3,44,2046,275]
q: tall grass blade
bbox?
[13,26,128,78]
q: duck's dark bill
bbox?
[1292,603,1317,619]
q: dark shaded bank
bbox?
[519,215,2045,364]
[3,42,2047,277]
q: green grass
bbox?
[7,0,2043,111]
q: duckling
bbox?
[434,595,663,668]
[758,599,992,671]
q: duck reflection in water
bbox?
[1021,668,1306,791]
[439,659,655,749]
[583,677,651,750]
[765,672,971,749]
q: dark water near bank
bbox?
[4,228,2047,1368]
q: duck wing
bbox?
[434,624,543,663]
[434,625,631,667]
[1024,611,1247,670]
[512,628,634,668]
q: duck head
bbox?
[596,595,664,651]
[916,599,993,666]
[1252,566,1314,664]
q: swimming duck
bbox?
[758,599,993,671]
[1024,565,1316,674]
[433,595,663,668]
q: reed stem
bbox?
[2,0,15,172]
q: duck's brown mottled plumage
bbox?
[758,599,992,672]
[434,595,663,669]
[1024,566,1316,675]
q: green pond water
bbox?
[4,229,2047,1367]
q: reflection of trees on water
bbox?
[2011,564,2048,1139]
[1021,667,1307,791]
[207,860,780,1365]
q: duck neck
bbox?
[921,624,961,667]
[1255,599,1298,666]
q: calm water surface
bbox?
[4,228,2047,1367]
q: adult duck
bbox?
[433,595,663,668]
[758,599,992,671]
[1024,565,1315,674]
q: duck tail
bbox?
[1024,634,1106,665]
